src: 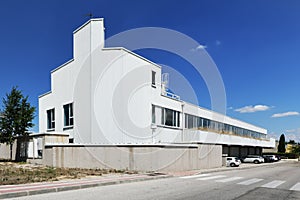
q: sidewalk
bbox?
[0,173,171,199]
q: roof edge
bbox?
[73,18,104,34]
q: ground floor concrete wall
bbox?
[0,141,18,160]
[28,144,222,172]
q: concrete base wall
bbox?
[28,144,222,172]
[0,142,17,160]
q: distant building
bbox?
[286,144,296,153]
[263,141,278,153]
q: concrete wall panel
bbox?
[30,144,222,172]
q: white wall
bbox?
[36,144,222,171]
[39,18,274,148]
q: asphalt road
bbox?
[10,161,300,200]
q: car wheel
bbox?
[254,160,259,164]
[230,163,235,167]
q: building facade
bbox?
[35,19,275,170]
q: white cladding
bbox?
[39,19,275,148]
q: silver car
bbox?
[242,155,265,164]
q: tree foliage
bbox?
[0,87,35,159]
[287,139,296,144]
[278,134,286,153]
[291,144,300,154]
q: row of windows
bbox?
[152,105,180,128]
[47,103,74,131]
[151,105,266,139]
[185,114,266,139]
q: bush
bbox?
[263,152,299,159]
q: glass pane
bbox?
[47,110,51,129]
[52,109,55,120]
[152,105,155,124]
[152,71,156,86]
[165,108,173,126]
[70,117,74,126]
[70,103,73,117]
[64,104,69,126]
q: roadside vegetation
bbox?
[0,87,35,160]
[0,161,128,185]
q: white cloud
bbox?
[196,44,207,50]
[271,111,299,118]
[191,44,207,52]
[215,40,221,46]
[235,105,270,113]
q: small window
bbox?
[152,71,156,87]
[152,105,156,124]
[63,103,74,128]
[46,108,55,131]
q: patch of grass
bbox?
[0,162,137,185]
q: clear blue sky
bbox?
[0,0,299,142]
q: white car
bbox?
[242,155,265,164]
[226,157,241,167]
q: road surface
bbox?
[10,161,300,200]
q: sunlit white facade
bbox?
[39,19,275,155]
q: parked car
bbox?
[262,155,272,163]
[242,155,265,164]
[275,155,281,160]
[226,157,241,167]
[263,155,278,162]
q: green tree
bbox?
[278,134,286,153]
[0,87,35,160]
[287,140,296,144]
[291,145,300,154]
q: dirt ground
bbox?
[0,161,129,185]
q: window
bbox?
[63,103,74,128]
[152,71,156,87]
[46,108,55,131]
[162,108,180,127]
[152,105,155,124]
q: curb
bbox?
[0,174,172,199]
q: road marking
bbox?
[261,180,286,188]
[180,174,212,179]
[215,177,243,183]
[237,178,264,185]
[197,175,226,181]
[290,183,300,191]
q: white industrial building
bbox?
[26,18,276,171]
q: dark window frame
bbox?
[63,103,74,129]
[46,108,55,131]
